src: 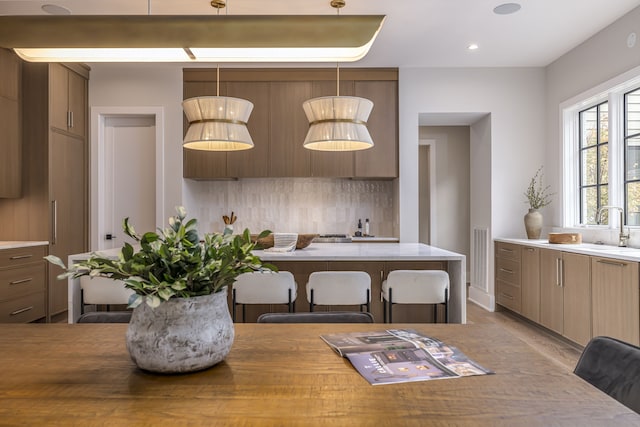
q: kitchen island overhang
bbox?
[67,243,466,323]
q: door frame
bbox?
[90,106,165,250]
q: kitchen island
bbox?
[67,243,466,324]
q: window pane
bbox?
[627,182,640,226]
[600,103,609,143]
[599,185,609,224]
[581,107,597,147]
[582,187,598,224]
[626,138,640,180]
[627,88,640,137]
[599,144,608,184]
[581,147,598,185]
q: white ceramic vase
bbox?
[524,208,543,240]
[126,288,234,374]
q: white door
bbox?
[102,115,156,249]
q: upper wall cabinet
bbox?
[0,48,22,198]
[182,68,399,180]
[49,63,87,138]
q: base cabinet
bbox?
[591,257,640,346]
[0,245,47,323]
[496,241,640,347]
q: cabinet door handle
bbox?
[9,254,32,260]
[499,268,513,274]
[10,278,33,285]
[51,200,57,244]
[500,248,514,253]
[10,306,33,316]
[596,259,627,267]
[70,111,74,128]
[559,258,564,287]
[555,258,563,287]
[499,293,514,300]
[526,247,535,252]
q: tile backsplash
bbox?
[184,178,397,237]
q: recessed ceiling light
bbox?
[493,3,521,15]
[467,43,479,50]
[41,4,71,15]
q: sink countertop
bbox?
[350,236,400,243]
[0,241,49,250]
[496,237,640,262]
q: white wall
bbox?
[399,67,546,309]
[88,63,183,224]
[545,6,640,228]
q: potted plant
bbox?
[46,206,274,374]
[523,166,554,239]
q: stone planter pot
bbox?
[126,289,234,374]
[524,208,543,240]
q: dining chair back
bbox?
[381,270,449,323]
[232,271,297,322]
[305,271,371,313]
[574,335,640,413]
[78,277,134,323]
[257,311,374,323]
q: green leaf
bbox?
[44,255,67,269]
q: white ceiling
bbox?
[0,0,639,67]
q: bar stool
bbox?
[382,270,449,323]
[232,271,297,322]
[78,277,135,323]
[306,271,371,313]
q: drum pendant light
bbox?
[182,2,254,151]
[302,1,374,152]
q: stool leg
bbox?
[388,287,393,323]
[444,288,449,324]
[433,304,437,323]
[310,289,315,312]
[288,288,293,313]
[242,304,246,323]
[383,299,387,323]
[366,289,370,313]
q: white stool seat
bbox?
[381,270,449,323]
[306,271,371,314]
[232,271,298,322]
[80,276,134,306]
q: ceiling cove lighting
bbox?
[0,14,385,63]
[182,66,254,151]
[302,0,374,152]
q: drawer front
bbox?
[496,279,522,313]
[0,292,46,323]
[0,263,46,302]
[0,246,47,269]
[495,242,521,262]
[495,257,521,285]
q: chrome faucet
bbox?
[596,206,630,247]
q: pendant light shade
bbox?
[302,96,374,151]
[182,96,254,151]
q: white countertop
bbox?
[0,241,48,250]
[350,237,400,243]
[496,237,640,262]
[255,242,464,261]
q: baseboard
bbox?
[468,286,494,312]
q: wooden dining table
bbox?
[0,322,637,426]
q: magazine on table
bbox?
[320,329,493,385]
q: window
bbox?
[579,102,608,224]
[625,88,640,226]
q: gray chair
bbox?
[257,311,375,323]
[574,335,640,414]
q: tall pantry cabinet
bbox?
[21,62,89,320]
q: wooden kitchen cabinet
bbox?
[269,81,312,177]
[0,48,22,198]
[0,245,47,323]
[521,245,540,322]
[50,63,87,138]
[495,242,522,313]
[354,80,398,178]
[591,256,639,345]
[182,68,398,179]
[540,249,591,345]
[0,62,89,320]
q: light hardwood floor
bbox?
[466,300,584,371]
